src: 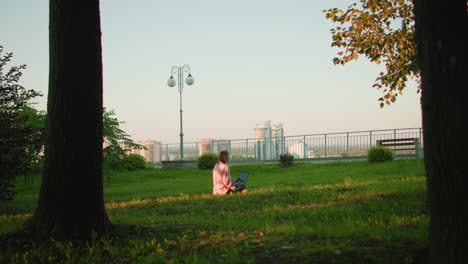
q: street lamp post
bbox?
[167,65,194,160]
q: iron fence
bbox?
[160,127,423,162]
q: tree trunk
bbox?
[414,1,468,263]
[26,0,111,240]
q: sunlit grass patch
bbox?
[105,198,158,210]
[0,159,428,263]
[0,214,31,221]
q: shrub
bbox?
[279,152,294,167]
[367,146,394,163]
[1,47,44,200]
[197,153,218,170]
[123,154,147,170]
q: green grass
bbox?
[0,159,428,263]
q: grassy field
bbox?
[0,159,428,263]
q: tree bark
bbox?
[414,1,468,263]
[26,0,112,240]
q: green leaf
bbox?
[325,0,420,107]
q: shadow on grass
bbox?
[1,174,428,264]
[87,224,431,263]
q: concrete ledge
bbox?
[161,160,197,169]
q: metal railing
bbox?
[160,127,423,162]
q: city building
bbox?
[199,139,213,155]
[132,140,162,163]
[253,121,284,160]
[199,139,230,156]
[287,141,312,159]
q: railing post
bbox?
[270,138,273,160]
[195,142,199,159]
[415,138,421,158]
[346,132,349,157]
[165,144,169,160]
[245,139,248,160]
[303,135,306,159]
[419,127,422,146]
[283,136,286,155]
[324,134,327,158]
[369,131,372,148]
[394,129,397,140]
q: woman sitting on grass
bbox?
[212,150,246,195]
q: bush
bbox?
[279,152,294,167]
[367,146,394,163]
[197,153,218,170]
[1,47,44,200]
[123,154,147,170]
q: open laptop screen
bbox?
[237,172,249,183]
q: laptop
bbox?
[235,172,249,187]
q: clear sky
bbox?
[1,0,422,143]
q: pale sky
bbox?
[1,0,422,144]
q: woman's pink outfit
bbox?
[212,161,235,195]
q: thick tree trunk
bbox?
[414,1,468,263]
[26,0,112,239]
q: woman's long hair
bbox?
[219,150,229,164]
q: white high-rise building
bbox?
[253,121,284,160]
[132,140,162,163]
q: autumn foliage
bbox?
[324,0,419,107]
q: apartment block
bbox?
[132,140,162,163]
[199,138,231,156]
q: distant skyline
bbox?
[1,0,422,144]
